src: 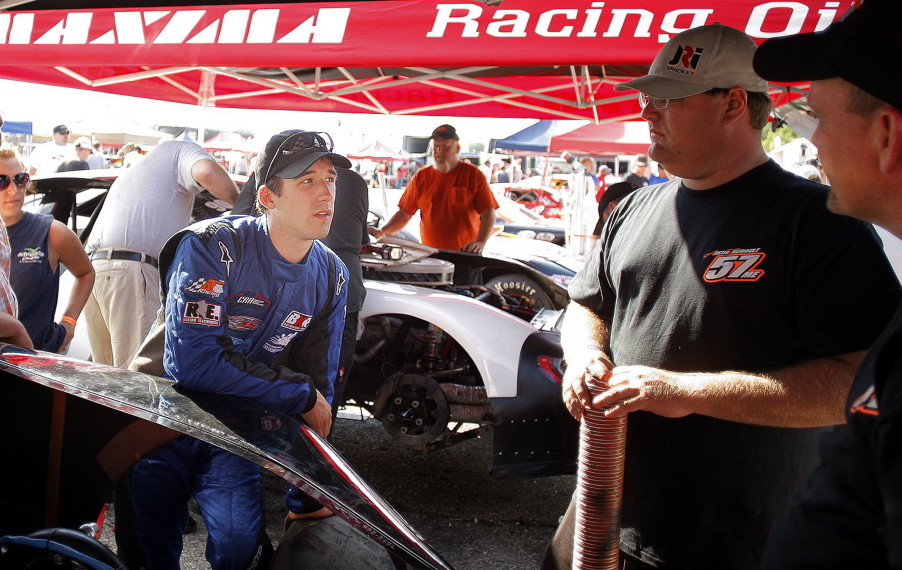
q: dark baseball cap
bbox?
[754,0,902,110]
[431,124,459,140]
[599,181,637,212]
[52,124,70,134]
[256,130,351,186]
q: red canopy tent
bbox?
[0,0,835,121]
[550,121,651,156]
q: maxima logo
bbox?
[0,7,349,45]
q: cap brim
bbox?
[753,33,837,83]
[273,151,352,179]
[614,75,714,99]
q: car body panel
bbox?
[360,280,535,399]
[0,345,452,570]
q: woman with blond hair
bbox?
[0,149,94,352]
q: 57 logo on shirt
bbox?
[702,249,766,282]
[182,300,222,327]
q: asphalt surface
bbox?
[101,415,576,569]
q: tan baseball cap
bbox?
[615,23,768,99]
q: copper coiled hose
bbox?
[573,375,627,569]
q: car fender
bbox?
[360,280,535,398]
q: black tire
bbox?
[269,517,395,570]
[485,273,554,310]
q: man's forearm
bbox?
[561,301,612,363]
[475,208,497,244]
[676,351,862,427]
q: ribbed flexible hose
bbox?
[573,375,627,569]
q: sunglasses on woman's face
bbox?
[0,173,30,190]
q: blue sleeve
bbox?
[162,232,321,415]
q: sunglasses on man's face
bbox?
[0,173,30,190]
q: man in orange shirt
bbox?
[370,124,498,253]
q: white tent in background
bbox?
[348,140,409,162]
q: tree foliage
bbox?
[761,122,802,153]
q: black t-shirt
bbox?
[762,302,902,569]
[625,173,649,188]
[569,159,901,568]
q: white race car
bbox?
[34,171,580,479]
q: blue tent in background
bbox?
[2,121,33,135]
[492,120,582,153]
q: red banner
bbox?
[0,0,852,67]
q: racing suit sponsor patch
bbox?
[182,300,222,327]
[226,292,272,310]
[185,278,225,298]
[227,315,261,330]
[264,332,298,353]
[281,311,312,332]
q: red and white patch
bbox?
[281,311,312,332]
[186,278,226,298]
[227,315,261,331]
[702,248,766,282]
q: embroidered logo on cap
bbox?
[666,45,704,76]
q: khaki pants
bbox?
[83,258,160,368]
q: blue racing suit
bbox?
[126,215,347,570]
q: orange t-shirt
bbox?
[397,161,499,250]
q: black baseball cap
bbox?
[256,130,351,186]
[52,124,70,134]
[431,124,459,140]
[599,181,637,212]
[754,0,902,110]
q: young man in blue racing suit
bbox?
[117,131,350,569]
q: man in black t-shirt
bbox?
[624,155,649,189]
[753,2,902,568]
[543,23,901,570]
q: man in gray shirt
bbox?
[84,141,238,367]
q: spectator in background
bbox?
[27,124,74,176]
[581,157,602,199]
[56,137,93,173]
[591,180,636,237]
[600,164,621,188]
[624,154,650,188]
[123,144,144,168]
[478,159,492,184]
[370,124,498,254]
[83,141,238,367]
[0,145,32,349]
[497,162,511,183]
[793,158,825,184]
[648,162,672,184]
[88,141,106,169]
[0,149,94,352]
